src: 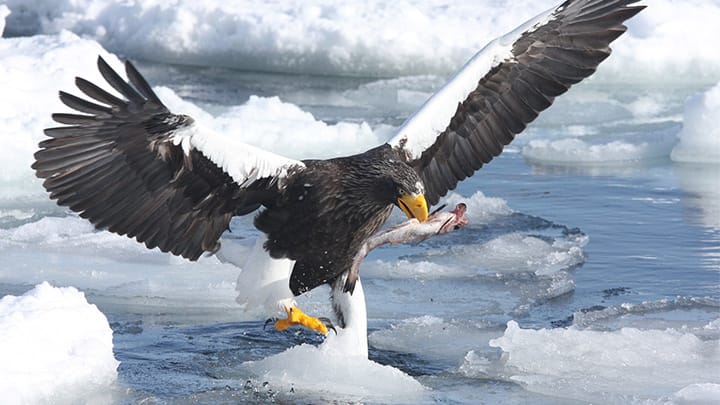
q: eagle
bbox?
[32,0,644,335]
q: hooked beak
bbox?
[398,193,429,222]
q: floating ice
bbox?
[521,136,676,165]
[441,191,513,223]
[570,296,720,333]
[626,94,667,118]
[671,81,720,164]
[0,0,557,76]
[243,338,425,403]
[0,282,119,404]
[672,384,720,404]
[0,216,245,320]
[361,191,585,296]
[243,280,425,403]
[471,232,586,276]
[3,0,719,81]
[607,0,720,82]
[369,315,503,362]
[486,320,720,403]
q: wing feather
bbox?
[389,0,644,205]
[34,56,304,260]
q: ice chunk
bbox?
[486,320,720,402]
[442,191,513,223]
[243,280,425,403]
[4,0,719,81]
[456,232,587,277]
[369,315,503,362]
[522,137,676,164]
[671,81,720,164]
[671,383,720,404]
[0,282,119,403]
[243,337,425,403]
[0,215,244,321]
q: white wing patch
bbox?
[169,122,305,188]
[389,3,559,160]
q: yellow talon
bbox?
[274,306,329,335]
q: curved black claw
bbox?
[318,317,337,335]
[263,317,278,330]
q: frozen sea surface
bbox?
[1,1,719,404]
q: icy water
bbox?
[2,58,717,403]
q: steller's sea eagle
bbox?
[32,0,644,335]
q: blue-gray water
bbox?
[2,61,718,403]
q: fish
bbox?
[346,203,468,287]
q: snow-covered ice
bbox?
[0,283,118,404]
[3,0,720,81]
[486,320,720,403]
[671,81,720,164]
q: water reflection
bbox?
[674,163,720,271]
[674,163,720,230]
[525,158,668,177]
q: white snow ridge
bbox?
[0,283,119,404]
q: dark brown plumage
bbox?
[256,145,420,294]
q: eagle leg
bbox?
[265,305,335,335]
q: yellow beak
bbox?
[398,193,429,222]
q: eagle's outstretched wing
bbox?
[33,57,304,260]
[389,0,644,205]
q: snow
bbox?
[243,336,425,403]
[608,0,720,82]
[0,282,119,404]
[671,81,720,164]
[3,1,719,82]
[486,320,720,403]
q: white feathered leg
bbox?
[328,276,368,357]
[235,236,295,317]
